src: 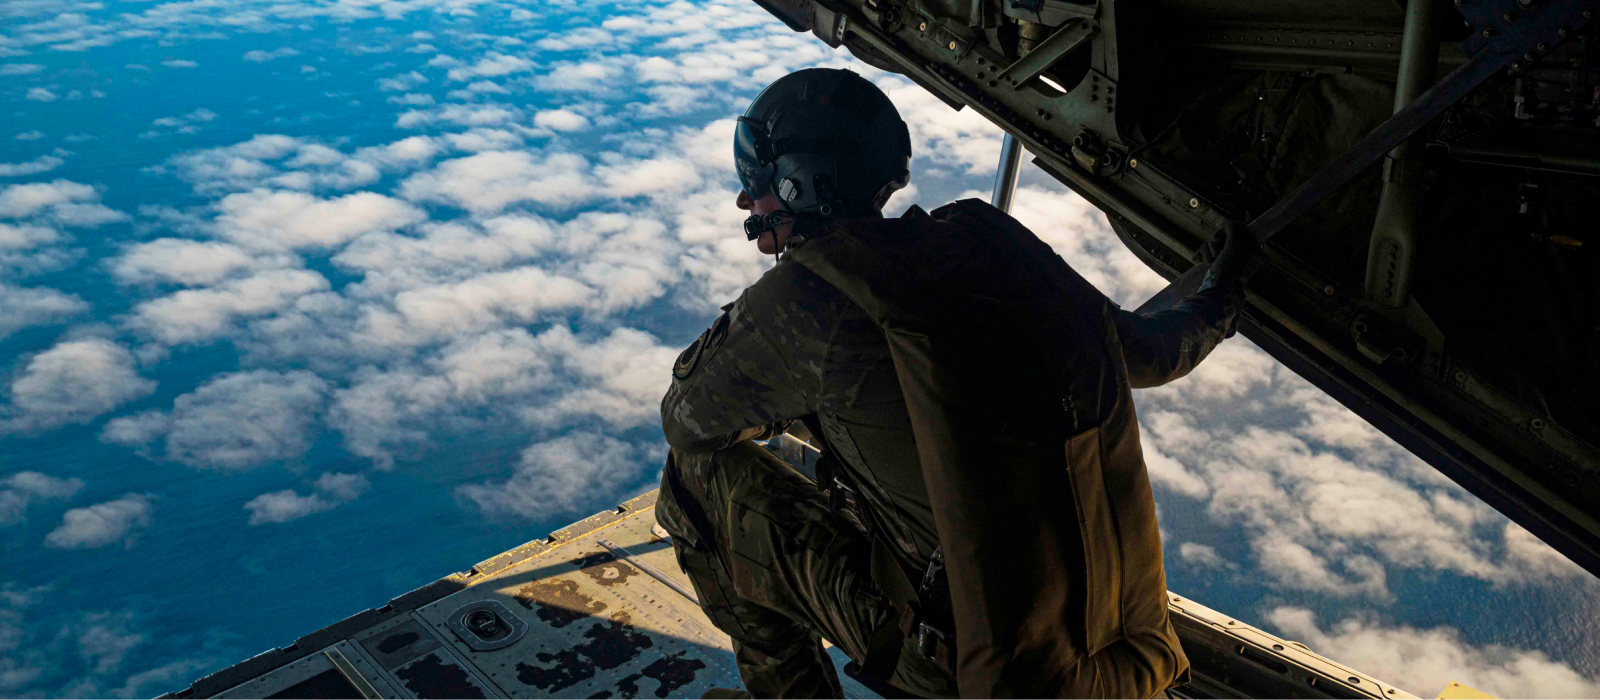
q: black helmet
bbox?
[735,68,911,236]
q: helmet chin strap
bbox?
[744,179,842,266]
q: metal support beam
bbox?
[991,133,1023,214]
[1364,0,1444,308]
[997,19,1098,90]
[1134,0,1591,316]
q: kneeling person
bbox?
[657,68,1254,699]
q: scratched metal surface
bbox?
[414,503,744,699]
[186,485,879,699]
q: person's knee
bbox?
[657,449,718,550]
[658,444,767,547]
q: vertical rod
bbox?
[992,132,1023,214]
[1363,0,1443,308]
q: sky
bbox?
[0,0,1597,697]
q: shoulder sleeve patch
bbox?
[673,312,732,380]
[672,334,704,380]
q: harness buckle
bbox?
[916,620,955,668]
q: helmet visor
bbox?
[734,117,775,199]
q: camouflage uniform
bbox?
[656,203,1238,698]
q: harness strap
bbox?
[794,415,954,678]
[863,536,920,680]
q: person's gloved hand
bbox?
[1198,221,1258,294]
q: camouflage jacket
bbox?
[660,204,1239,572]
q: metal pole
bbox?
[1364,0,1443,308]
[991,133,1023,214]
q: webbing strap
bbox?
[863,537,920,679]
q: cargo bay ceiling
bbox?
[749,0,1600,577]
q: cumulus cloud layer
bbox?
[0,587,222,699]
[103,371,327,470]
[243,472,370,525]
[458,432,644,517]
[0,472,83,526]
[1270,608,1600,698]
[3,339,155,433]
[0,284,86,340]
[44,494,152,549]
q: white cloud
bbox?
[25,87,56,102]
[447,80,510,99]
[315,472,368,501]
[330,326,674,466]
[458,432,645,518]
[0,152,65,177]
[442,128,523,152]
[4,339,155,432]
[242,47,298,62]
[111,239,289,287]
[535,60,622,92]
[1503,521,1587,580]
[515,326,678,427]
[426,54,464,69]
[0,180,94,217]
[595,156,700,198]
[242,471,368,525]
[0,179,118,223]
[882,77,1005,175]
[99,410,171,454]
[243,490,333,524]
[214,189,424,252]
[387,92,434,106]
[76,613,146,674]
[386,266,593,336]
[0,472,83,526]
[163,134,438,195]
[149,108,216,131]
[44,494,152,549]
[536,28,616,51]
[399,150,593,213]
[0,284,85,339]
[0,64,43,75]
[397,102,520,129]
[14,131,45,141]
[129,269,330,344]
[48,202,125,227]
[377,70,427,91]
[0,221,63,251]
[1140,418,1211,499]
[445,52,532,81]
[1132,354,1592,597]
[0,587,221,699]
[1002,186,1168,308]
[121,370,331,470]
[1254,532,1390,598]
[355,135,443,166]
[1268,607,1600,699]
[1178,542,1232,571]
[160,134,299,190]
[160,59,196,68]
